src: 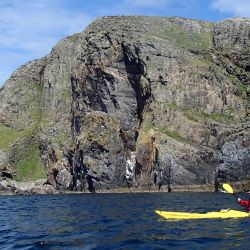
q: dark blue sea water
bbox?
[0,192,249,250]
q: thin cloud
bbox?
[97,0,197,17]
[0,4,92,54]
[211,0,250,17]
[132,0,169,8]
[120,0,194,10]
[0,0,93,85]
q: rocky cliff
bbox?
[0,16,249,193]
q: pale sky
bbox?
[0,0,249,86]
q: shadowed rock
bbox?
[0,16,249,192]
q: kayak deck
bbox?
[155,209,249,220]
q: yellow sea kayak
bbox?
[155,209,249,220]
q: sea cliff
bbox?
[0,16,249,194]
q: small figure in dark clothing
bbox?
[158,170,163,191]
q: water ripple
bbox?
[0,192,249,249]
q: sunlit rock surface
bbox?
[0,16,249,192]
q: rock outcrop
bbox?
[0,16,249,193]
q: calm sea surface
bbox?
[0,192,249,249]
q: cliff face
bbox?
[0,16,249,192]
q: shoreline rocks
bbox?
[0,179,59,195]
[0,179,249,195]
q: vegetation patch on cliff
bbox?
[166,103,235,123]
[142,124,190,144]
[237,82,248,96]
[164,23,212,55]
[0,124,34,150]
[159,127,191,143]
[15,145,47,182]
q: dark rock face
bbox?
[0,16,249,192]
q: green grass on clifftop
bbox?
[164,23,212,54]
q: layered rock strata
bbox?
[0,16,249,193]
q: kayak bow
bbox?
[155,209,249,220]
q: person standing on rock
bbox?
[157,170,163,191]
